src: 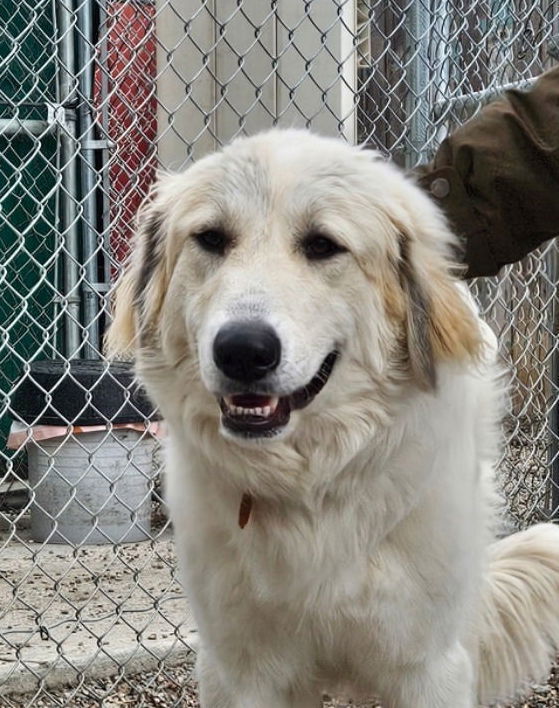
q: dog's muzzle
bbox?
[217,350,339,438]
[211,321,338,438]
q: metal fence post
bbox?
[404,0,431,167]
[77,0,102,358]
[550,246,559,518]
[432,0,451,146]
[56,0,82,358]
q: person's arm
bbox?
[416,66,559,278]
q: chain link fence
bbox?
[0,1,558,705]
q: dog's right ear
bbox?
[105,202,168,358]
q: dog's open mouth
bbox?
[219,351,338,437]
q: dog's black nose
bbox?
[213,322,281,383]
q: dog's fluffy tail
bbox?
[477,523,559,704]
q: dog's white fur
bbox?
[107,130,559,707]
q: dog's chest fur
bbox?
[165,367,492,692]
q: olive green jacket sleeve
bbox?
[416,66,559,278]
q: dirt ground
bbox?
[0,511,196,704]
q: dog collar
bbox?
[238,493,253,529]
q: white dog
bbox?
[107,130,559,707]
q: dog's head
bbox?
[107,130,480,455]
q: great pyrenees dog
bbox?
[107,130,559,707]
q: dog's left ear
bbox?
[105,200,168,358]
[398,233,481,390]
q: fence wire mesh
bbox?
[0,1,558,705]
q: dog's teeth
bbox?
[223,397,280,418]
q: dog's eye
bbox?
[302,234,347,261]
[194,229,229,255]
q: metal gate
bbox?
[1,1,559,705]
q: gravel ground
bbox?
[3,661,558,707]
